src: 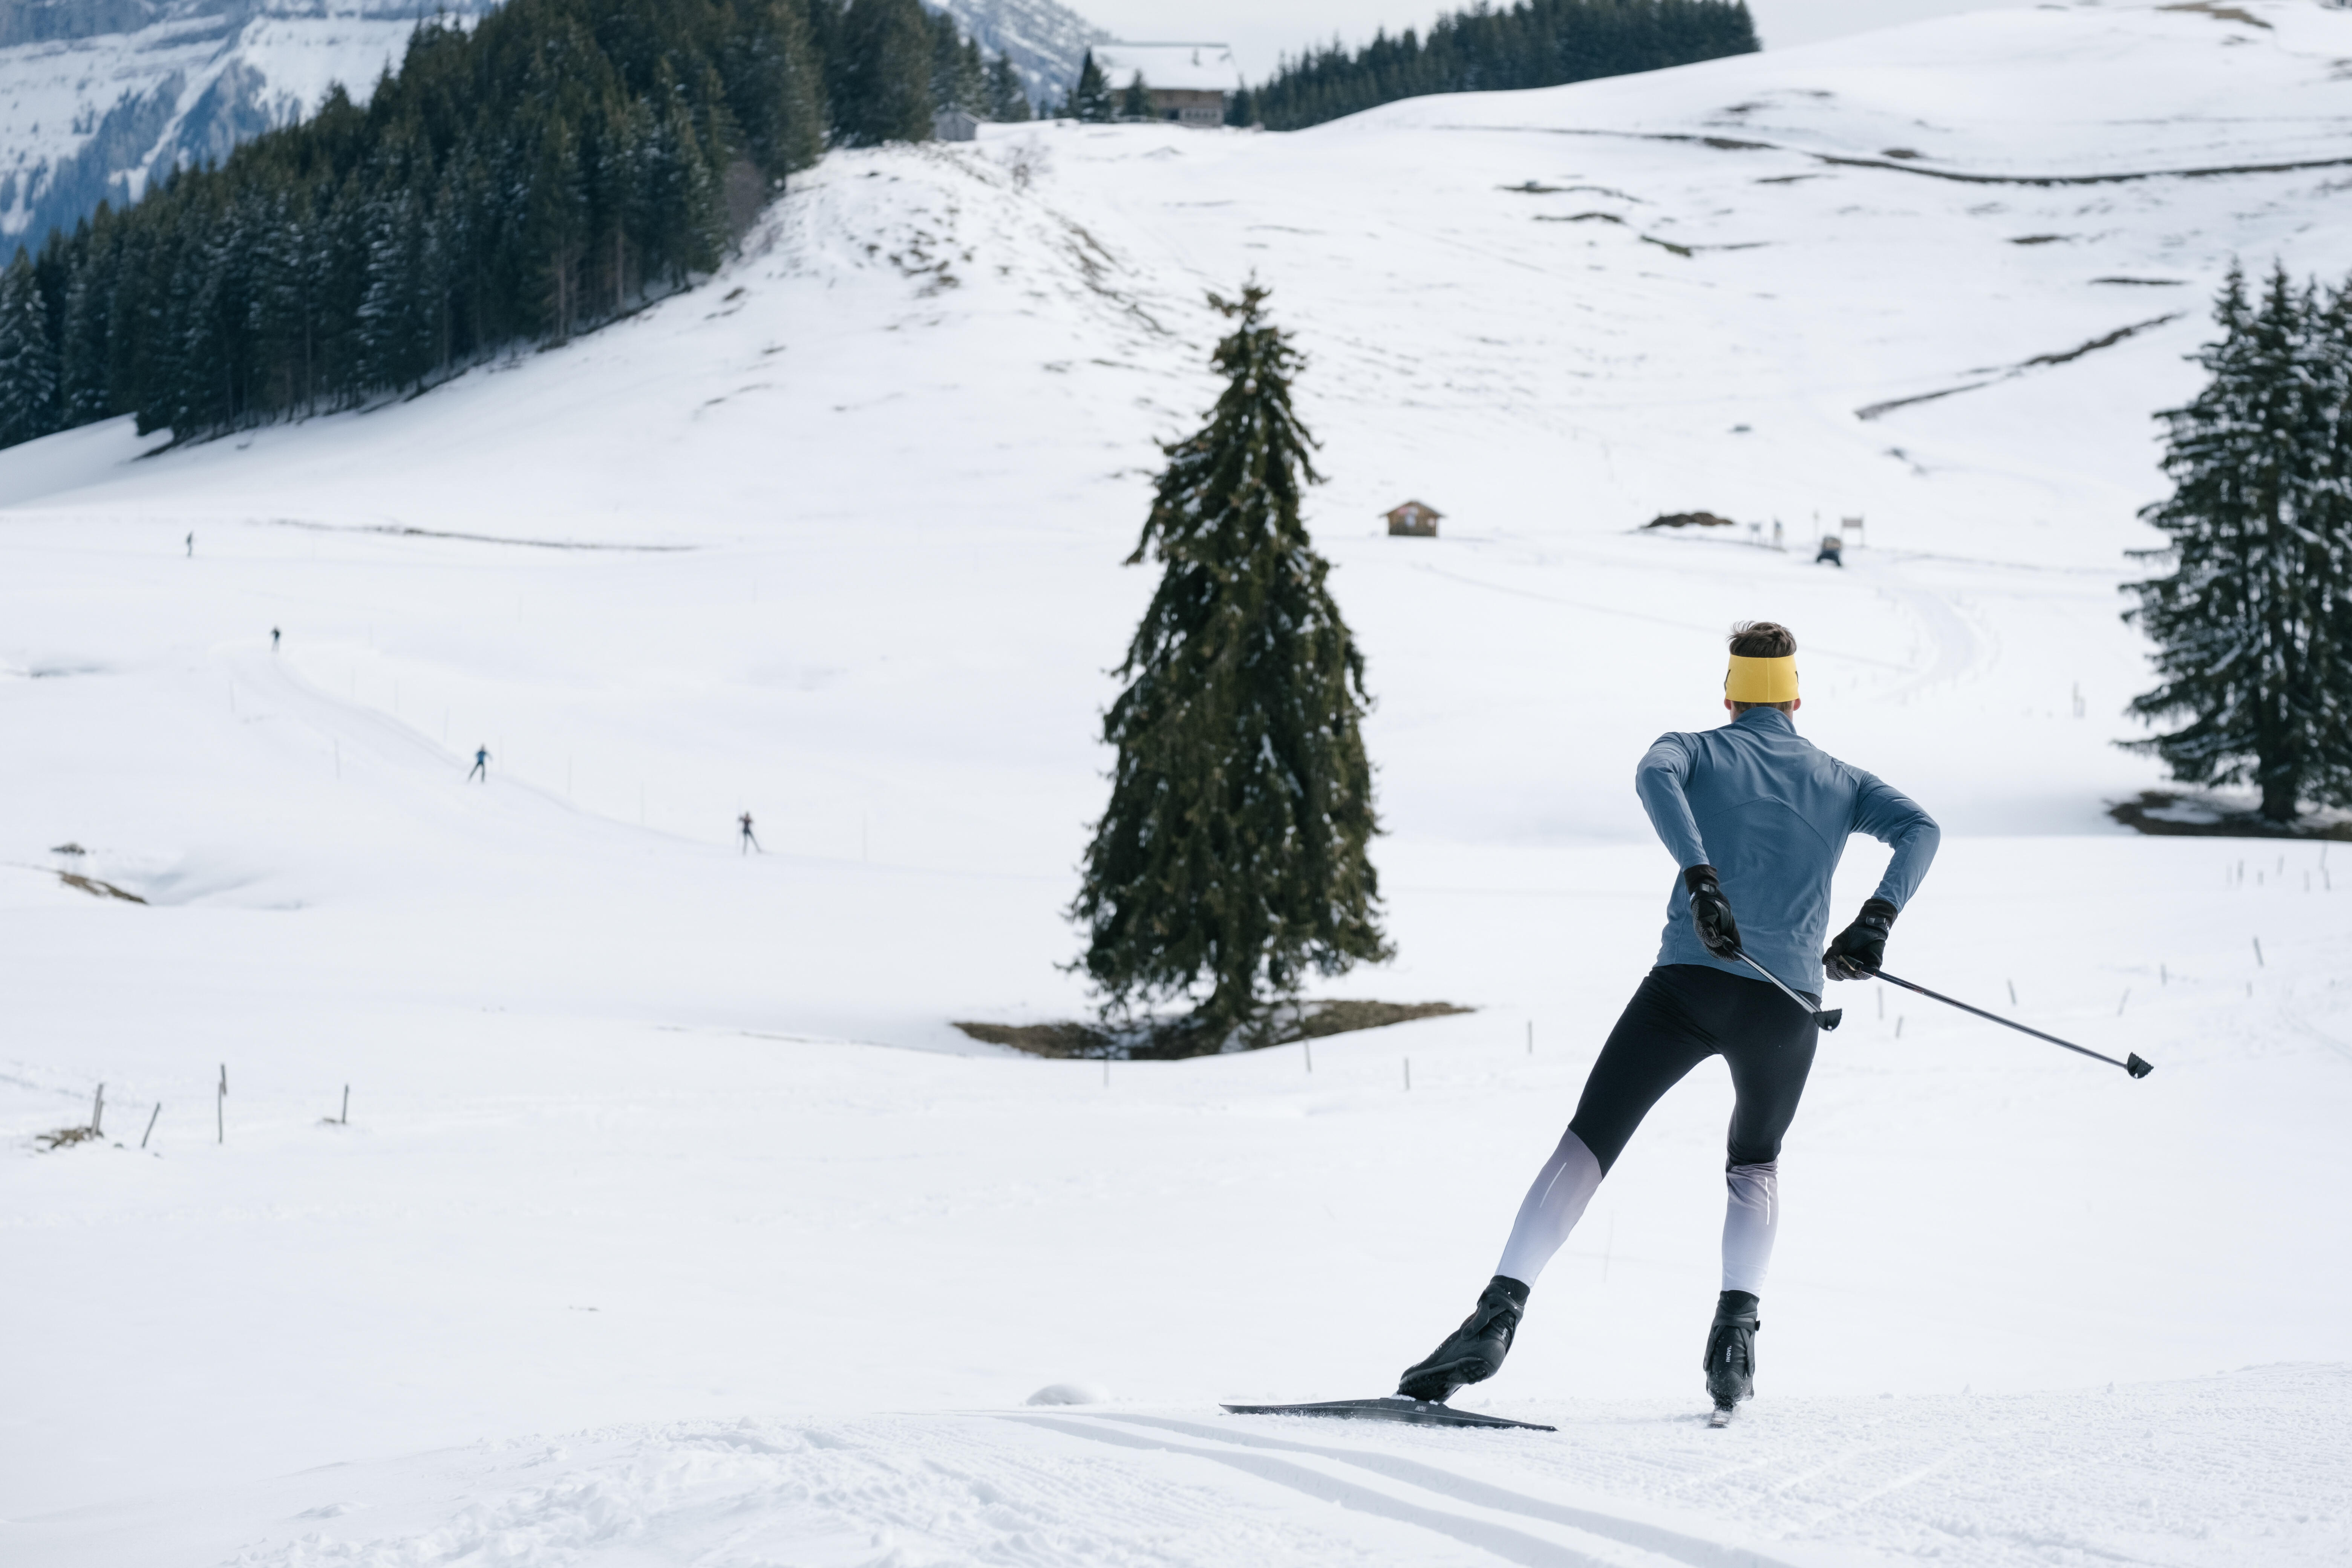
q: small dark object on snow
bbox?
[1704,1289,1760,1415]
[1816,534,1844,566]
[50,842,86,855]
[1222,1396,1554,1432]
[1397,1275,1527,1402]
[1645,510,1736,530]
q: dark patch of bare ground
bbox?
[953,1000,1475,1061]
[35,1125,100,1151]
[2109,790,2352,841]
[60,871,145,903]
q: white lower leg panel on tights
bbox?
[1493,1129,1602,1286]
[1721,1161,1779,1293]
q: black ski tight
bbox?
[1492,965,1818,1291]
[1569,963,1819,1172]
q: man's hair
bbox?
[1727,620,1796,712]
[1727,620,1796,658]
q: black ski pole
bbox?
[1733,951,1842,1030]
[1871,969,2153,1078]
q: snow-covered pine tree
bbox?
[985,54,1030,121]
[927,10,986,114]
[1071,283,1391,1038]
[2304,271,2352,804]
[1062,50,1111,121]
[0,252,61,447]
[2122,262,2352,820]
[830,0,934,146]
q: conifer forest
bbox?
[1247,0,1760,132]
[0,0,1023,452]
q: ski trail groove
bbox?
[1087,1413,1814,1568]
[1427,124,2352,185]
[1854,568,1986,702]
[1004,1413,1639,1567]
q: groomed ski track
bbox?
[29,1368,2339,1565]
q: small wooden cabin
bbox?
[1089,43,1244,127]
[932,108,980,142]
[1385,500,1442,537]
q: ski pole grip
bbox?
[2126,1054,2154,1079]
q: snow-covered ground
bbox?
[4,4,2351,1564]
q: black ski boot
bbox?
[1397,1276,1530,1403]
[1703,1290,1760,1421]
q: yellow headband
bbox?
[1726,654,1798,703]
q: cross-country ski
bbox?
[1222,1396,1558,1432]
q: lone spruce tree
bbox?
[1072,285,1390,1037]
[1063,51,1113,121]
[2123,262,2352,821]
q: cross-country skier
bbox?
[1815,534,1844,568]
[739,811,761,853]
[468,747,490,782]
[1395,621,1938,1420]
[271,627,280,650]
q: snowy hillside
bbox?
[0,0,495,244]
[3,4,2350,1565]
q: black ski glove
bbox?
[1684,864,1742,959]
[1824,897,1898,980]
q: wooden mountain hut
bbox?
[1385,500,1442,537]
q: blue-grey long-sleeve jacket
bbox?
[1634,707,1940,993]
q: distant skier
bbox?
[271,627,281,651]
[185,531,194,558]
[1395,621,1939,1421]
[468,747,490,782]
[739,812,761,854]
[1815,533,1843,568]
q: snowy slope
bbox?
[0,0,496,245]
[2,5,2350,1565]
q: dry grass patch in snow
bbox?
[954,1000,1473,1060]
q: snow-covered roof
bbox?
[1089,43,1243,93]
